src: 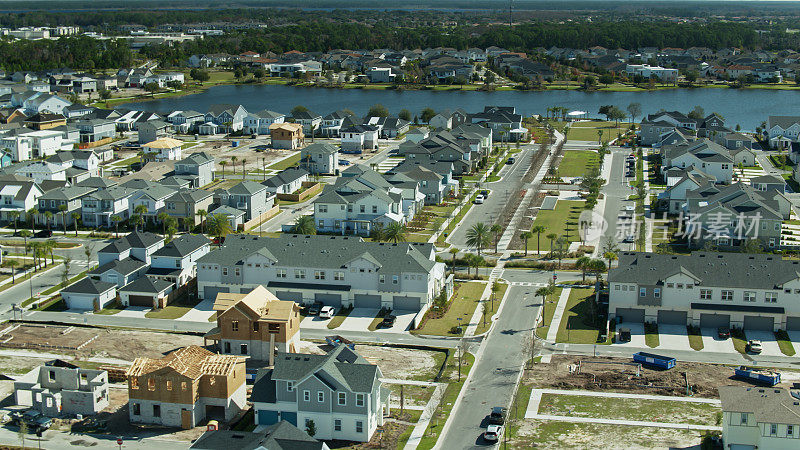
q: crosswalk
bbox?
[509,281,550,287]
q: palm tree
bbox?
[27,242,39,269]
[45,239,56,264]
[134,205,148,231]
[43,211,53,232]
[71,212,81,236]
[520,231,532,256]
[575,255,591,282]
[157,212,170,235]
[5,259,18,284]
[466,223,491,255]
[111,215,123,237]
[490,224,502,254]
[449,248,459,275]
[58,204,68,235]
[292,215,316,235]
[219,160,228,179]
[384,222,407,243]
[206,213,233,247]
[231,156,238,175]
[27,207,37,233]
[369,223,386,242]
[553,237,568,269]
[531,225,547,256]
[536,286,553,325]
[9,210,19,233]
[197,209,208,234]
[603,251,618,271]
[546,233,558,257]
[241,158,247,179]
[19,230,30,254]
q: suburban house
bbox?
[129,184,179,224]
[269,123,304,150]
[60,278,117,311]
[97,231,165,267]
[80,186,137,227]
[398,130,481,175]
[196,233,450,314]
[142,137,183,162]
[263,168,309,195]
[126,346,246,429]
[23,112,66,130]
[204,285,301,362]
[0,179,42,223]
[251,346,389,442]
[210,205,245,230]
[147,233,211,288]
[639,120,684,147]
[321,110,353,137]
[364,116,410,138]
[609,251,800,332]
[300,142,339,175]
[340,125,379,152]
[767,115,800,150]
[89,256,148,288]
[37,185,96,228]
[167,110,205,134]
[213,180,274,221]
[190,420,328,450]
[205,104,248,133]
[660,139,743,184]
[14,360,109,417]
[718,386,800,449]
[72,119,115,143]
[118,277,175,309]
[245,110,285,135]
[406,127,430,143]
[387,162,454,204]
[165,189,214,227]
[657,168,716,214]
[6,160,66,183]
[468,106,526,142]
[174,152,214,188]
[291,110,323,136]
[138,120,171,144]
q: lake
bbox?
[124,84,800,132]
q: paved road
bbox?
[597,148,638,253]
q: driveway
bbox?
[657,324,688,350]
[788,331,800,354]
[745,330,784,357]
[300,315,333,330]
[374,310,417,333]
[614,322,646,347]
[700,328,736,353]
[338,308,380,331]
[108,306,148,318]
[177,299,215,322]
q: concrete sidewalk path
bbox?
[525,413,722,431]
[546,287,571,341]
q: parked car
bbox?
[211,236,225,246]
[307,302,323,316]
[10,410,52,433]
[381,313,396,328]
[506,157,515,165]
[717,327,731,339]
[571,177,583,185]
[622,234,635,243]
[319,306,336,319]
[483,424,503,443]
[481,189,489,198]
[618,327,632,342]
[34,229,52,238]
[488,406,507,425]
[474,195,484,204]
[746,340,763,354]
[338,160,351,166]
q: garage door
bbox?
[203,286,229,301]
[700,314,730,329]
[657,310,687,326]
[314,293,341,307]
[393,296,420,311]
[744,316,774,332]
[354,294,382,309]
[257,410,278,426]
[275,291,303,302]
[615,308,645,323]
[786,317,800,331]
[128,295,153,307]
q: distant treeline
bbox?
[0,36,132,72]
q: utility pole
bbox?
[508,0,513,28]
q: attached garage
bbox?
[314,293,342,307]
[743,315,774,332]
[127,295,154,307]
[257,410,278,426]
[275,291,303,302]
[786,317,800,331]
[657,310,687,326]
[354,294,382,309]
[614,308,645,323]
[700,313,730,329]
[393,296,421,311]
[203,286,229,301]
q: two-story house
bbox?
[291,110,323,136]
[0,179,43,224]
[213,181,274,221]
[196,234,450,314]
[263,168,309,195]
[138,120,171,144]
[129,184,179,224]
[142,137,183,162]
[245,110,285,135]
[269,123,304,150]
[661,139,736,184]
[204,285,301,362]
[15,360,109,417]
[205,104,248,133]
[147,233,211,288]
[251,346,389,442]
[174,152,215,188]
[97,231,165,267]
[126,346,246,429]
[340,125,379,153]
[387,162,454,205]
[72,118,115,143]
[81,186,137,228]
[165,189,214,227]
[719,386,800,449]
[468,106,526,142]
[37,186,96,228]
[320,110,353,137]
[300,142,339,175]
[768,116,800,150]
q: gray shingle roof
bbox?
[120,276,172,294]
[226,180,266,196]
[190,420,324,450]
[265,346,378,394]
[152,234,209,258]
[62,278,116,295]
[99,231,163,254]
[89,257,147,277]
[263,167,308,188]
[719,386,800,425]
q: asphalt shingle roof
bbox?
[120,276,173,294]
[62,278,116,295]
[152,234,209,258]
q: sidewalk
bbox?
[402,382,447,450]
[545,288,571,341]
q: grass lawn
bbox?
[268,152,300,171]
[538,393,720,425]
[688,327,704,351]
[326,306,353,329]
[556,150,601,178]
[644,323,660,348]
[35,296,66,311]
[94,304,126,315]
[527,200,586,251]
[412,282,485,336]
[555,288,609,344]
[731,328,747,354]
[535,287,563,339]
[775,330,796,356]
[416,352,475,450]
[474,282,508,335]
[506,379,534,443]
[436,193,478,245]
[555,120,633,143]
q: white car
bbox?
[319,306,336,319]
[484,424,503,442]
[474,195,485,204]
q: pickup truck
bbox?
[10,410,52,433]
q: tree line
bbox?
[0,35,132,72]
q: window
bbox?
[222,267,228,276]
[741,413,747,424]
[287,381,294,392]
[277,269,286,278]
[132,403,140,415]
[379,275,385,283]
[240,344,248,355]
[303,390,310,402]
[235,267,240,276]
[148,378,155,391]
[318,391,324,402]
[315,271,326,280]
[676,283,683,289]
[372,205,377,213]
[166,381,172,391]
[615,285,620,290]
[181,382,187,391]
[666,283,674,288]
[721,290,733,301]
[131,378,139,390]
[335,271,344,280]
[231,321,239,332]
[700,289,712,300]
[356,421,363,433]
[209,377,216,386]
[356,393,365,407]
[295,269,306,279]
[766,292,778,303]
[153,404,161,418]
[360,205,365,213]
[334,419,342,431]
[789,425,794,436]
[653,288,661,299]
[318,205,327,213]
[639,288,646,297]
[318,220,324,228]
[338,392,346,405]
[224,342,231,353]
[392,275,399,285]
[253,322,259,332]
[49,370,56,382]
[771,423,777,435]
[744,291,756,302]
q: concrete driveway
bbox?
[788,331,800,354]
[657,324,688,350]
[700,328,736,353]
[178,299,215,322]
[338,308,380,331]
[745,330,784,357]
[614,322,646,347]
[108,306,148,318]
[300,315,333,330]
[374,310,417,333]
